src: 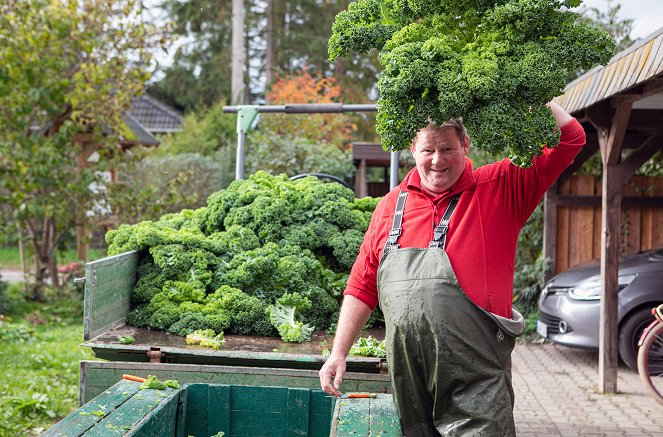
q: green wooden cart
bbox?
[44,379,401,437]
[49,251,400,436]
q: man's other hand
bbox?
[319,354,347,397]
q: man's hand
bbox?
[318,295,373,396]
[319,354,347,397]
[547,100,573,128]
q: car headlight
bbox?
[568,274,637,300]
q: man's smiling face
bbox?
[412,126,469,195]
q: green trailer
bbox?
[44,379,401,437]
[57,251,398,435]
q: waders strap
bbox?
[429,195,460,250]
[384,191,408,253]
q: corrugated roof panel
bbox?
[579,70,604,110]
[559,27,663,114]
[608,56,628,95]
[633,40,656,85]
[641,34,663,80]
[620,43,645,88]
[595,62,618,102]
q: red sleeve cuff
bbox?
[343,286,378,310]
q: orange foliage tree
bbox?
[260,69,356,149]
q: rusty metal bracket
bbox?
[378,359,388,375]
[147,347,164,363]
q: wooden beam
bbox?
[550,195,663,208]
[625,109,663,130]
[609,80,663,106]
[600,102,632,165]
[599,165,621,394]
[617,132,663,184]
[543,184,559,281]
[584,103,613,130]
[558,137,599,183]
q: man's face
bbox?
[412,126,469,195]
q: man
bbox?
[319,101,584,435]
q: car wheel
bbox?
[619,307,655,371]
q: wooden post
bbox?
[598,164,620,393]
[596,101,632,393]
[356,159,367,198]
[543,184,558,281]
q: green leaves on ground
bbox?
[329,0,615,165]
[267,303,314,343]
[107,171,381,339]
[350,336,386,358]
[139,375,180,390]
[185,329,226,349]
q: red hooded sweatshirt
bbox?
[344,119,586,318]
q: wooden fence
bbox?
[554,174,663,273]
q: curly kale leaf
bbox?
[185,329,225,349]
[329,0,615,164]
[350,336,387,358]
[266,303,314,343]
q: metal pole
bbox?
[390,151,400,190]
[225,104,377,180]
[236,132,246,180]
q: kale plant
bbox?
[107,172,380,339]
[329,0,614,166]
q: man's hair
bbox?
[425,118,467,140]
[411,118,468,150]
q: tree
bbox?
[262,69,356,147]
[581,0,634,54]
[152,0,380,112]
[0,0,168,298]
[149,0,234,111]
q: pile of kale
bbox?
[329,0,614,166]
[107,171,379,341]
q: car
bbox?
[537,247,663,370]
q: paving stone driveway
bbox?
[513,343,662,436]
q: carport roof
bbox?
[556,26,663,114]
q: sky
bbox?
[580,0,663,40]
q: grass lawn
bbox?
[0,246,107,269]
[0,284,98,436]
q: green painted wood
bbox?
[129,389,180,437]
[230,385,288,411]
[334,398,370,436]
[182,384,209,437]
[82,387,177,436]
[286,388,310,437]
[84,251,139,341]
[208,384,231,436]
[175,387,188,437]
[80,361,391,405]
[43,380,141,436]
[331,395,401,437]
[367,395,401,437]
[307,391,335,437]
[228,386,288,436]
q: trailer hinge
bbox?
[378,359,388,375]
[147,347,164,363]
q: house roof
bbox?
[556,26,663,114]
[129,94,183,134]
[119,113,159,147]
